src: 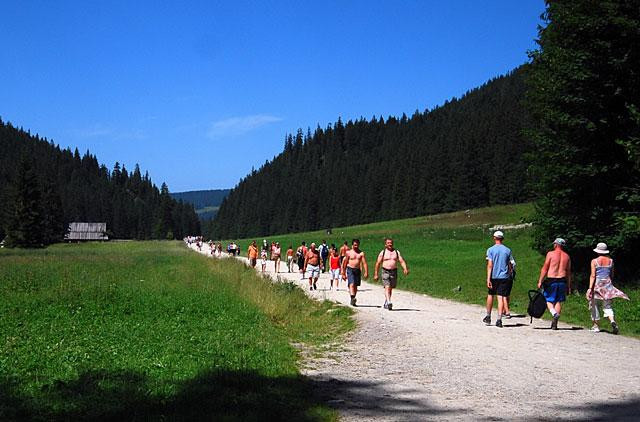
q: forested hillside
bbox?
[212,67,532,238]
[0,119,200,244]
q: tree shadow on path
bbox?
[548,395,640,421]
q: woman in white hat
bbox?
[586,242,630,334]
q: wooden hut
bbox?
[65,222,108,241]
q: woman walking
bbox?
[272,242,282,273]
[586,242,629,334]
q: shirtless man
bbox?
[374,237,409,310]
[341,239,368,306]
[304,242,323,290]
[339,241,349,269]
[537,238,572,330]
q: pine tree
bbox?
[526,0,640,278]
[4,155,46,247]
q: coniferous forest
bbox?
[0,119,200,246]
[211,68,532,239]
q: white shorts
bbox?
[307,265,320,278]
[330,268,340,279]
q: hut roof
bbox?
[65,222,108,241]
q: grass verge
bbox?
[0,241,353,421]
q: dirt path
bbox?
[190,244,640,421]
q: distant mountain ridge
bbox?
[171,189,230,220]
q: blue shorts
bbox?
[347,267,361,286]
[543,278,567,303]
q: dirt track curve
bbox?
[190,244,640,421]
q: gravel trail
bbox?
[191,244,640,421]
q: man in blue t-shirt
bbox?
[484,230,514,328]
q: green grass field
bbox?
[233,203,640,336]
[0,241,353,421]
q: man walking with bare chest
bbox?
[304,242,323,290]
[537,238,572,330]
[341,239,368,306]
[374,237,409,310]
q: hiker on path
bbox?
[339,241,349,268]
[260,247,268,272]
[304,242,323,290]
[272,241,282,273]
[319,240,330,272]
[247,241,258,268]
[342,239,368,307]
[587,242,629,334]
[374,237,409,311]
[297,241,308,279]
[537,238,572,330]
[484,230,514,328]
[329,246,341,290]
[286,245,294,272]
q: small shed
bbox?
[65,222,108,241]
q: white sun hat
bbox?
[593,242,609,254]
[493,230,504,239]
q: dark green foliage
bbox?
[0,119,201,243]
[213,69,533,239]
[526,0,640,279]
[4,155,46,247]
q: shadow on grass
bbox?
[0,369,461,421]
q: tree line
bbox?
[209,67,533,239]
[0,119,200,247]
[526,0,640,279]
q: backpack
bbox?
[527,289,547,323]
[320,244,329,258]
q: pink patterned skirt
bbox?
[594,278,629,301]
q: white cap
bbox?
[493,230,504,239]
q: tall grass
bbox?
[0,241,353,421]
[230,203,640,336]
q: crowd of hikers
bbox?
[187,231,630,333]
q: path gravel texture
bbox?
[190,244,640,421]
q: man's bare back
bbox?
[545,249,571,278]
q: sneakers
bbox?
[313,282,317,290]
[495,319,503,328]
[611,321,619,335]
[383,302,388,310]
[503,313,512,319]
[350,297,357,307]
[551,315,559,330]
[387,302,393,311]
[590,325,600,333]
[482,315,491,325]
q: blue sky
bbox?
[1,1,545,192]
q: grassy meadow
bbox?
[0,241,353,421]
[233,203,640,336]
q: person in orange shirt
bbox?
[247,240,258,268]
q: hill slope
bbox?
[212,66,532,239]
